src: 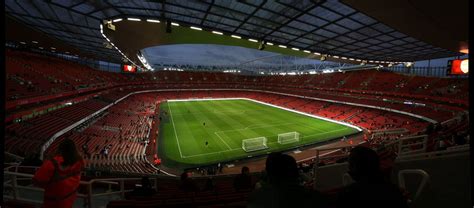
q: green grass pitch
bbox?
[158,99,360,169]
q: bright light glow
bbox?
[171,22,179,26]
[314,52,321,55]
[333,56,339,58]
[460,48,468,54]
[356,59,361,61]
[341,57,347,60]
[291,48,299,51]
[287,72,297,75]
[65,102,73,106]
[51,47,56,50]
[369,60,374,63]
[127,18,141,21]
[100,24,103,30]
[190,26,202,31]
[460,59,469,73]
[349,58,355,61]
[279,45,287,48]
[212,31,223,35]
[20,41,26,44]
[267,42,274,45]
[231,35,241,39]
[248,39,258,42]
[113,18,123,22]
[303,50,310,53]
[32,41,38,44]
[375,61,380,63]
[38,47,43,49]
[146,19,160,23]
[223,70,240,73]
[65,51,70,54]
[309,71,317,74]
[322,69,334,74]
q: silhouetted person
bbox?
[202,177,215,192]
[127,177,156,198]
[336,146,408,208]
[179,172,199,192]
[234,166,253,191]
[33,139,84,208]
[248,153,329,208]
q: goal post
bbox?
[242,137,268,152]
[278,132,300,144]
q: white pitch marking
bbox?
[168,103,183,158]
[182,128,351,158]
[214,132,232,150]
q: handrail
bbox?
[370,128,408,134]
[398,169,430,203]
[313,143,357,189]
[396,146,470,161]
[3,169,159,208]
[342,173,353,186]
[5,152,24,161]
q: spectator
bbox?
[127,177,156,198]
[218,162,223,173]
[33,139,84,208]
[437,139,447,151]
[248,153,328,208]
[336,146,408,208]
[81,143,90,159]
[254,170,268,190]
[179,172,198,192]
[233,166,252,191]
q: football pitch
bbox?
[158,98,360,169]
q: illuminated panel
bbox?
[122,64,137,73]
[447,59,468,75]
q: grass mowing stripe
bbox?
[211,100,283,144]
[223,100,296,137]
[193,101,245,149]
[181,101,231,155]
[159,99,360,168]
[235,100,324,137]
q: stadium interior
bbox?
[3,0,471,208]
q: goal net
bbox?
[242,137,268,152]
[278,132,300,144]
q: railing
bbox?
[398,169,430,203]
[3,167,163,208]
[397,135,428,156]
[396,144,470,161]
[4,152,24,162]
[312,143,359,190]
[370,128,409,136]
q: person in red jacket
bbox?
[33,139,84,208]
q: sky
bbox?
[141,44,332,67]
[141,43,468,69]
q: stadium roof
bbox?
[5,0,467,67]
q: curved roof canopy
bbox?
[5,0,466,69]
